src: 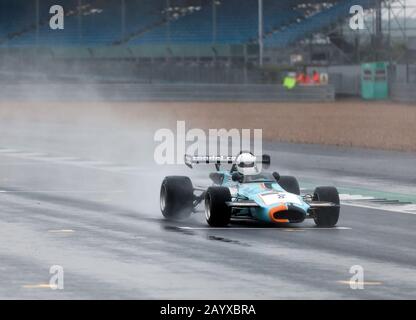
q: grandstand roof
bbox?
[0,0,378,48]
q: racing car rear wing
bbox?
[184,154,270,170]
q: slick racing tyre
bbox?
[160,176,193,221]
[205,187,232,227]
[278,176,300,195]
[312,186,340,227]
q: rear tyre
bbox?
[279,176,300,195]
[313,186,340,227]
[160,176,193,221]
[205,187,232,227]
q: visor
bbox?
[238,162,255,168]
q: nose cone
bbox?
[268,204,306,224]
[268,204,289,223]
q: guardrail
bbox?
[390,83,416,103]
[0,83,335,102]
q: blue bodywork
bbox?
[217,171,311,224]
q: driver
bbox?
[235,152,260,176]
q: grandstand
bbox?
[0,0,414,90]
[0,0,376,48]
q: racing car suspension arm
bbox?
[303,194,340,208]
[192,190,206,209]
[308,202,340,208]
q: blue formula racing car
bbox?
[160,152,340,228]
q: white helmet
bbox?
[235,152,260,176]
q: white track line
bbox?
[179,226,352,231]
[339,194,376,201]
[342,202,416,215]
[340,193,416,215]
[0,190,125,194]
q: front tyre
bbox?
[205,187,231,227]
[160,176,193,220]
[313,186,340,227]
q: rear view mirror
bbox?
[272,172,280,182]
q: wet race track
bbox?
[0,114,416,299]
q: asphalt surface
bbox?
[0,116,416,299]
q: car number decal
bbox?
[260,193,301,206]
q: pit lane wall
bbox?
[0,83,335,102]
